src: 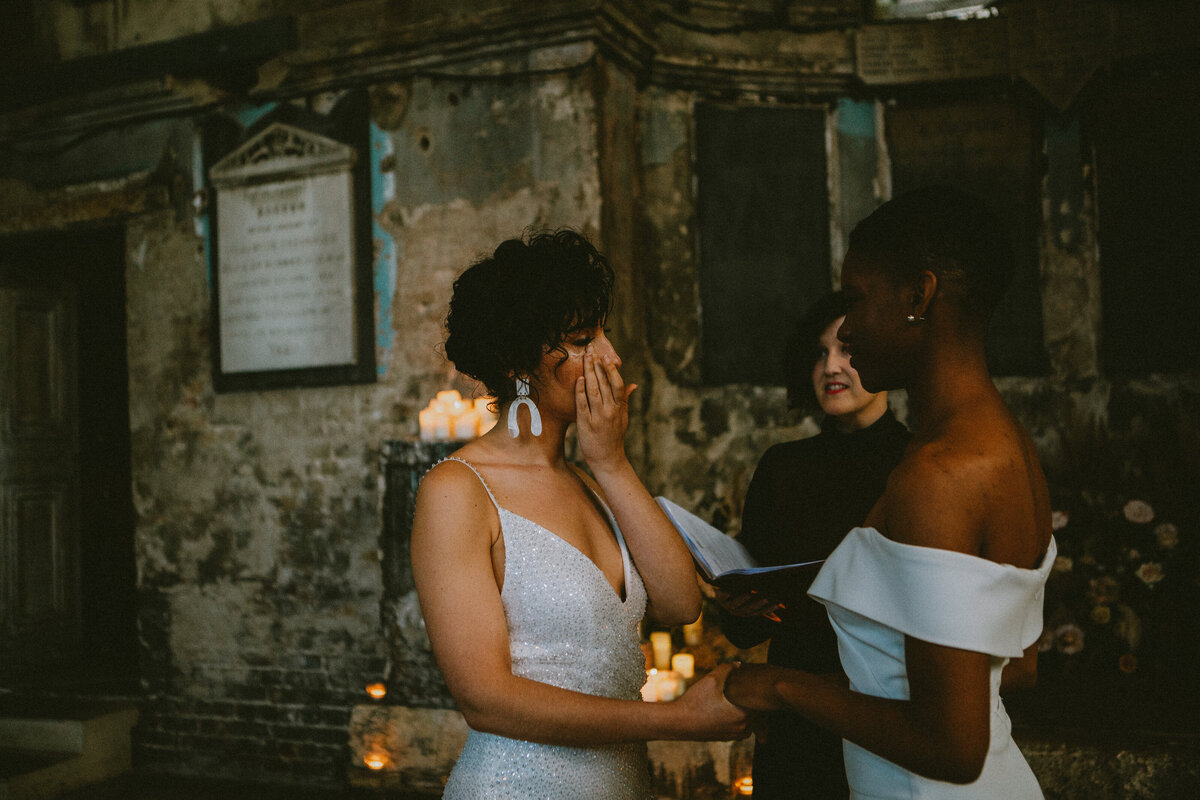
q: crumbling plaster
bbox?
[2,0,1198,791]
[0,30,611,778]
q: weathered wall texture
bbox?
[2,3,610,779]
[2,0,1198,795]
[124,49,606,779]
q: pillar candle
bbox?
[452,410,480,440]
[433,411,452,441]
[418,407,437,442]
[671,652,694,680]
[649,631,672,670]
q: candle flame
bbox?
[365,682,387,699]
[734,776,754,795]
[364,752,388,770]
[420,392,497,441]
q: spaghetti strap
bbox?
[437,456,501,511]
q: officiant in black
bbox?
[715,291,910,798]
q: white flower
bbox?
[1155,522,1179,550]
[1123,499,1155,524]
[1051,510,1070,531]
[1055,623,1085,655]
[1135,562,1165,587]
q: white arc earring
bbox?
[507,377,542,437]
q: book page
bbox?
[656,497,756,580]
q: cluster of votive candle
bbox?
[418,390,499,441]
[641,628,698,702]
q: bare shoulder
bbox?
[880,432,1010,556]
[419,457,487,501]
[881,403,1048,561]
[413,458,499,543]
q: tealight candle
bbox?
[649,631,672,670]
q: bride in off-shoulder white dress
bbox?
[808,527,1056,799]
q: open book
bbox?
[655,496,824,601]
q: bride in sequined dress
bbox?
[411,230,747,799]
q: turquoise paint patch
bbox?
[370,123,398,375]
[196,106,274,287]
[233,102,277,128]
[837,98,875,139]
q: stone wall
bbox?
[1,0,1197,794]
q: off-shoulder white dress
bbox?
[808,527,1056,799]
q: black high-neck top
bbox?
[719,408,910,799]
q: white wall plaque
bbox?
[207,120,374,390]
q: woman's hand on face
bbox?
[575,351,636,473]
[712,588,785,620]
[672,663,751,741]
[722,663,787,713]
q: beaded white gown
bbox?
[808,527,1056,800]
[440,457,653,800]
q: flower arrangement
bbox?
[1039,496,1197,684]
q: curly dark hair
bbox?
[847,185,1013,327]
[785,290,850,415]
[444,229,614,405]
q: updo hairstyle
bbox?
[444,229,614,406]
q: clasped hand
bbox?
[674,663,753,741]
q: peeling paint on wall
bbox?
[371,121,397,373]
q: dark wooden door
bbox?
[0,281,82,666]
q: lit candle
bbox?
[671,653,695,680]
[364,752,388,770]
[452,409,480,440]
[640,669,661,702]
[418,406,437,442]
[436,389,462,406]
[734,776,754,795]
[661,670,684,701]
[365,681,387,700]
[433,410,452,441]
[682,616,704,647]
[649,631,672,670]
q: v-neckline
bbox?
[498,503,631,604]
[437,456,631,603]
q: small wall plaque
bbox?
[207,115,375,391]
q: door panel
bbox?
[0,284,80,667]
